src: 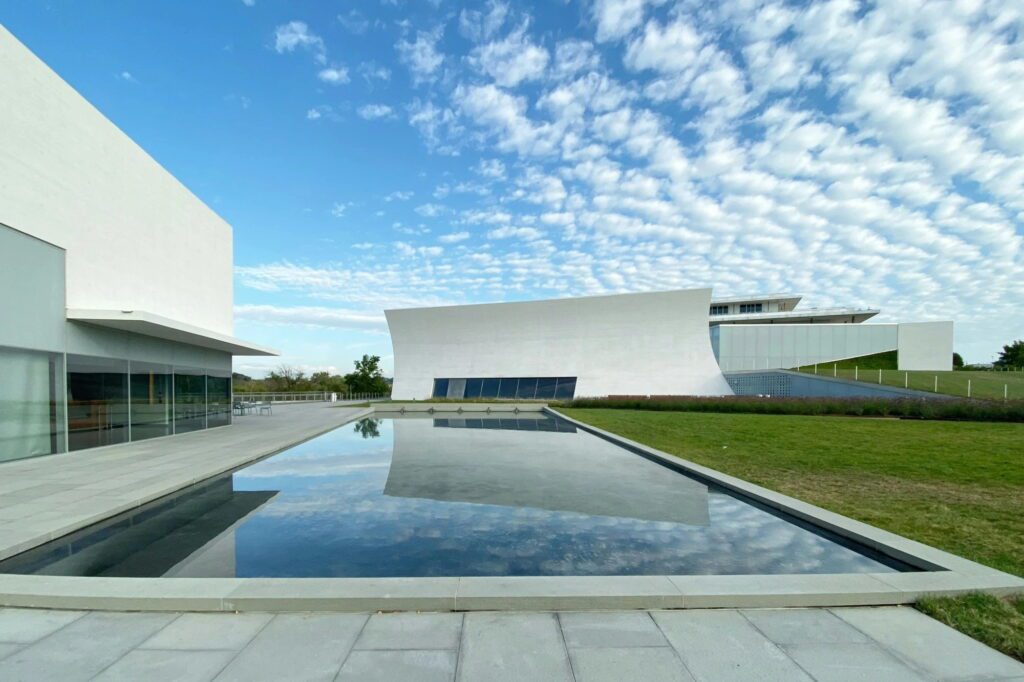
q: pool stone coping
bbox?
[0,402,1020,612]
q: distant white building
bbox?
[0,26,275,463]
[707,294,953,372]
[386,290,954,400]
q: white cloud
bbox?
[317,66,350,85]
[487,225,543,240]
[274,21,326,64]
[338,10,369,34]
[306,108,322,120]
[358,104,395,120]
[385,190,414,202]
[593,0,663,43]
[358,62,392,83]
[241,0,255,6]
[396,27,445,85]
[331,202,352,218]
[468,24,549,87]
[235,304,386,331]
[439,231,471,243]
[475,158,506,179]
[552,40,600,80]
[459,1,509,43]
[415,203,445,217]
[118,71,137,83]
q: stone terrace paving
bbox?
[0,605,1022,681]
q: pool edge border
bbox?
[0,402,1020,613]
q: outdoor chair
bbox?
[258,401,273,415]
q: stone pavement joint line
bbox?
[0,606,1020,681]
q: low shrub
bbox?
[558,395,1024,422]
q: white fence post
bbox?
[934,376,938,393]
[904,372,908,389]
[967,379,971,398]
[878,368,882,384]
[855,366,858,381]
[1006,384,1009,401]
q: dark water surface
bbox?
[0,415,915,577]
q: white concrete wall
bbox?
[712,324,899,371]
[0,26,234,335]
[386,288,733,399]
[898,321,954,371]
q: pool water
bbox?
[0,414,915,577]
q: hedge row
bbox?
[558,396,1024,422]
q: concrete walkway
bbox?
[0,605,1021,681]
[0,404,369,561]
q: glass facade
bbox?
[709,305,729,315]
[67,355,129,451]
[173,368,207,434]
[432,377,577,400]
[0,345,65,463]
[130,362,173,441]
[206,372,231,428]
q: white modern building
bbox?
[0,26,275,463]
[707,293,953,372]
[386,290,954,400]
[386,289,733,400]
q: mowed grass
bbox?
[793,367,1024,401]
[560,408,1024,659]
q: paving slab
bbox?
[559,611,668,648]
[832,606,1024,680]
[0,607,85,643]
[0,610,175,682]
[457,612,573,682]
[456,575,682,610]
[337,649,457,682]
[92,648,237,682]
[213,613,367,682]
[139,612,272,650]
[568,646,694,682]
[651,609,814,681]
[741,607,870,645]
[0,642,22,661]
[781,642,928,682]
[354,612,462,650]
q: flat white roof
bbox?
[710,293,803,306]
[710,307,880,323]
[67,309,278,356]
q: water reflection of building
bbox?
[0,477,276,577]
[384,416,709,526]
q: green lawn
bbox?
[560,408,1024,659]
[793,368,1024,401]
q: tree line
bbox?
[233,354,391,395]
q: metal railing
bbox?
[233,391,389,403]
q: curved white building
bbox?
[385,288,733,400]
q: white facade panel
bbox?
[897,322,954,371]
[0,26,233,335]
[713,324,899,371]
[386,289,733,399]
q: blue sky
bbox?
[4,0,1023,375]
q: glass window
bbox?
[446,378,467,399]
[67,355,129,451]
[709,305,729,315]
[206,372,231,429]
[173,368,206,433]
[740,303,764,314]
[432,379,449,398]
[516,378,538,399]
[129,362,173,441]
[480,378,500,398]
[554,377,577,399]
[497,378,518,399]
[464,378,483,399]
[0,345,65,462]
[535,377,558,399]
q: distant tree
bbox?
[265,365,309,391]
[995,340,1024,369]
[309,371,349,393]
[344,355,390,394]
[952,352,964,369]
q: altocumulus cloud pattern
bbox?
[232,0,1024,367]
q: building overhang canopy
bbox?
[66,309,278,356]
[710,307,880,325]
